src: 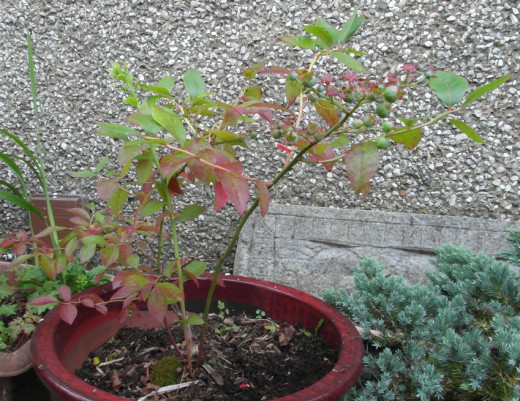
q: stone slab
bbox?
[234,205,520,296]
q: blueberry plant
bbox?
[2,8,510,375]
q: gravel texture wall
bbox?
[0,0,518,269]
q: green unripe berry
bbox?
[289,71,298,81]
[381,121,394,132]
[343,92,356,103]
[383,85,399,102]
[374,136,390,149]
[351,119,364,129]
[424,70,434,79]
[317,85,326,93]
[312,133,323,141]
[376,103,390,118]
[248,131,258,139]
[272,130,282,139]
[303,77,317,88]
[363,115,376,127]
[286,133,297,143]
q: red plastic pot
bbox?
[31,275,363,401]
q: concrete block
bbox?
[234,205,520,297]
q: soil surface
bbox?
[76,313,337,400]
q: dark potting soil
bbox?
[76,314,337,400]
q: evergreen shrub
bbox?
[323,230,520,401]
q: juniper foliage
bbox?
[323,235,520,401]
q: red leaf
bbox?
[344,142,379,196]
[276,143,293,153]
[147,288,167,323]
[95,304,108,315]
[59,285,72,302]
[218,171,250,215]
[214,181,228,212]
[58,303,78,325]
[313,99,339,127]
[222,106,245,127]
[160,153,192,178]
[13,242,26,256]
[97,179,119,201]
[81,298,95,308]
[255,181,270,217]
[167,176,183,195]
[29,296,59,306]
[100,245,119,267]
[112,269,147,289]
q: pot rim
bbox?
[31,274,363,401]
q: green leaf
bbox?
[97,123,139,141]
[243,86,262,100]
[126,254,139,269]
[127,113,162,134]
[0,153,28,192]
[280,36,316,50]
[136,151,154,184]
[108,187,128,214]
[187,314,204,325]
[329,135,350,148]
[139,76,175,97]
[183,260,206,277]
[157,76,175,93]
[243,62,266,80]
[329,50,365,73]
[151,105,186,145]
[390,127,422,150]
[429,71,468,107]
[139,84,170,97]
[344,141,379,196]
[34,225,64,238]
[462,74,511,107]
[177,204,205,221]
[81,235,107,246]
[183,69,205,99]
[315,18,340,44]
[79,243,96,263]
[71,170,97,178]
[141,200,165,217]
[95,156,110,173]
[118,141,145,165]
[449,119,483,143]
[0,179,23,199]
[208,130,243,145]
[303,25,333,49]
[0,190,43,218]
[313,99,339,127]
[339,7,364,43]
[285,77,302,107]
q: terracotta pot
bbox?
[30,194,89,247]
[31,275,363,401]
[0,262,34,397]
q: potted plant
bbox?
[20,6,509,401]
[0,30,108,397]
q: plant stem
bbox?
[195,111,352,368]
[26,29,60,252]
[150,147,193,373]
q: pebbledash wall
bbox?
[0,1,518,280]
